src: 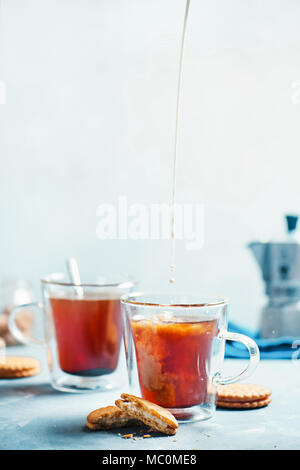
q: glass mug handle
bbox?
[217,331,260,385]
[8,302,45,347]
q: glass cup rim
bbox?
[120,291,229,308]
[40,272,136,289]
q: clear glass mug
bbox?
[121,293,260,422]
[9,273,135,393]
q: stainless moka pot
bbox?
[249,215,300,338]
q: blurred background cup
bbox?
[121,292,260,422]
[9,273,136,392]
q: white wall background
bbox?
[1,0,300,329]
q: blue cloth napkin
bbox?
[226,321,299,359]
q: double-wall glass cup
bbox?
[9,274,135,393]
[121,293,260,422]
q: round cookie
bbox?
[217,396,272,410]
[0,356,41,378]
[217,383,272,403]
[0,367,41,378]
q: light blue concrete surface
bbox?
[0,345,299,450]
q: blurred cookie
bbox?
[115,393,178,435]
[0,356,41,378]
[0,367,41,378]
